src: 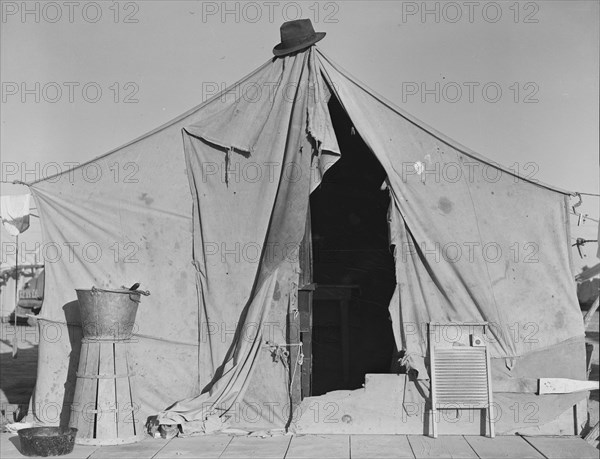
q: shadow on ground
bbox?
[0,324,39,424]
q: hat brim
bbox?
[272,32,326,57]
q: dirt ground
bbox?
[1,313,598,436]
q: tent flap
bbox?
[158,48,339,430]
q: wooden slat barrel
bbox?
[69,339,142,445]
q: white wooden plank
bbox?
[114,343,135,439]
[70,339,90,432]
[220,435,291,458]
[539,378,599,394]
[96,342,117,441]
[351,435,414,458]
[88,437,167,458]
[155,435,232,459]
[80,341,100,440]
[523,435,600,459]
[286,435,349,458]
[58,443,100,459]
[408,435,477,458]
[464,436,544,458]
[123,345,142,436]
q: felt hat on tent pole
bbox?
[273,19,326,57]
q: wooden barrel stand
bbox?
[70,338,142,445]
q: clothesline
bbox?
[570,212,599,224]
[577,192,600,197]
[0,180,29,185]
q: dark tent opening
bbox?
[308,95,397,396]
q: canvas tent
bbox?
[26,47,587,435]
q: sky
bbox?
[0,0,599,269]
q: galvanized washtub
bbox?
[75,286,149,340]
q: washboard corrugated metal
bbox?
[428,322,494,438]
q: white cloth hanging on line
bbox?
[0,194,31,236]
